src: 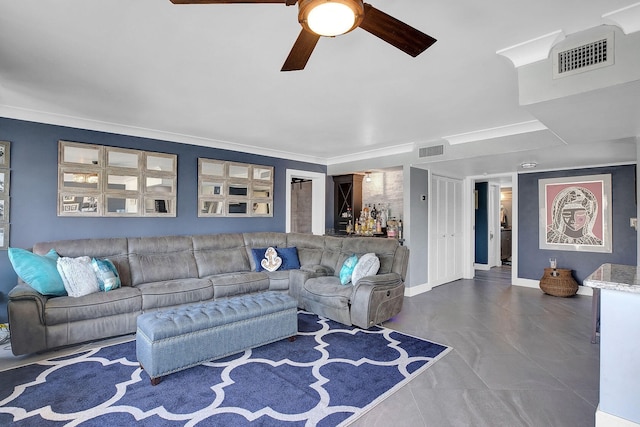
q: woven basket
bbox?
[539,268,579,297]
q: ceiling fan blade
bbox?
[170,0,294,4]
[281,30,321,72]
[359,3,436,57]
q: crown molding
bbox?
[442,120,548,145]
[496,30,566,68]
[0,105,328,165]
[602,2,640,34]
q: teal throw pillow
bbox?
[8,247,67,296]
[91,258,121,292]
[339,254,359,285]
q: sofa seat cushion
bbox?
[137,278,214,311]
[265,270,290,291]
[303,276,353,309]
[208,272,270,299]
[45,286,142,326]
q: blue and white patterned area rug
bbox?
[0,312,450,426]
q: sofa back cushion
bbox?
[242,232,288,271]
[321,236,344,270]
[192,233,251,276]
[33,238,132,287]
[128,236,198,286]
[285,233,325,266]
[339,237,401,276]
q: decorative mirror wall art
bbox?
[58,141,177,217]
[0,141,10,249]
[198,158,273,217]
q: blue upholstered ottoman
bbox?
[136,291,298,385]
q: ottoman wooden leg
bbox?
[288,336,297,342]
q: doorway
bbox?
[290,178,312,233]
[467,173,517,284]
[285,169,326,235]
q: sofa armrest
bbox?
[8,283,49,324]
[7,283,50,355]
[350,273,405,329]
[353,272,402,288]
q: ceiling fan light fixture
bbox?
[299,0,364,37]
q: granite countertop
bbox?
[584,263,640,293]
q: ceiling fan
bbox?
[169,0,437,71]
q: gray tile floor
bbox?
[352,267,600,427]
[0,267,599,426]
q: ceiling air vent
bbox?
[553,32,614,79]
[419,145,444,158]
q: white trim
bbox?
[474,263,491,271]
[496,30,566,67]
[443,120,547,145]
[518,161,637,175]
[285,169,326,236]
[511,173,519,285]
[602,2,640,35]
[404,283,432,297]
[596,405,640,427]
[512,277,593,296]
[465,172,518,284]
[0,105,328,165]
[326,143,414,165]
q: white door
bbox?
[429,175,464,287]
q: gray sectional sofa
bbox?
[7,232,409,355]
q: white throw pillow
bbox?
[351,253,380,285]
[260,247,282,272]
[56,256,100,297]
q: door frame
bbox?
[488,183,501,268]
[464,173,517,283]
[285,169,326,235]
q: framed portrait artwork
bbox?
[539,174,612,253]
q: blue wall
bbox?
[474,182,488,264]
[0,118,328,322]
[518,165,637,284]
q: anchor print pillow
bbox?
[260,247,282,272]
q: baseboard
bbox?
[405,283,432,297]
[512,277,593,296]
[474,263,490,271]
[596,406,640,427]
[407,277,593,297]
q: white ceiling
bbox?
[0,0,638,176]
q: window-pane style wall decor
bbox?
[0,141,10,249]
[198,158,273,217]
[58,141,177,217]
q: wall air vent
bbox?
[553,32,614,79]
[419,145,444,158]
